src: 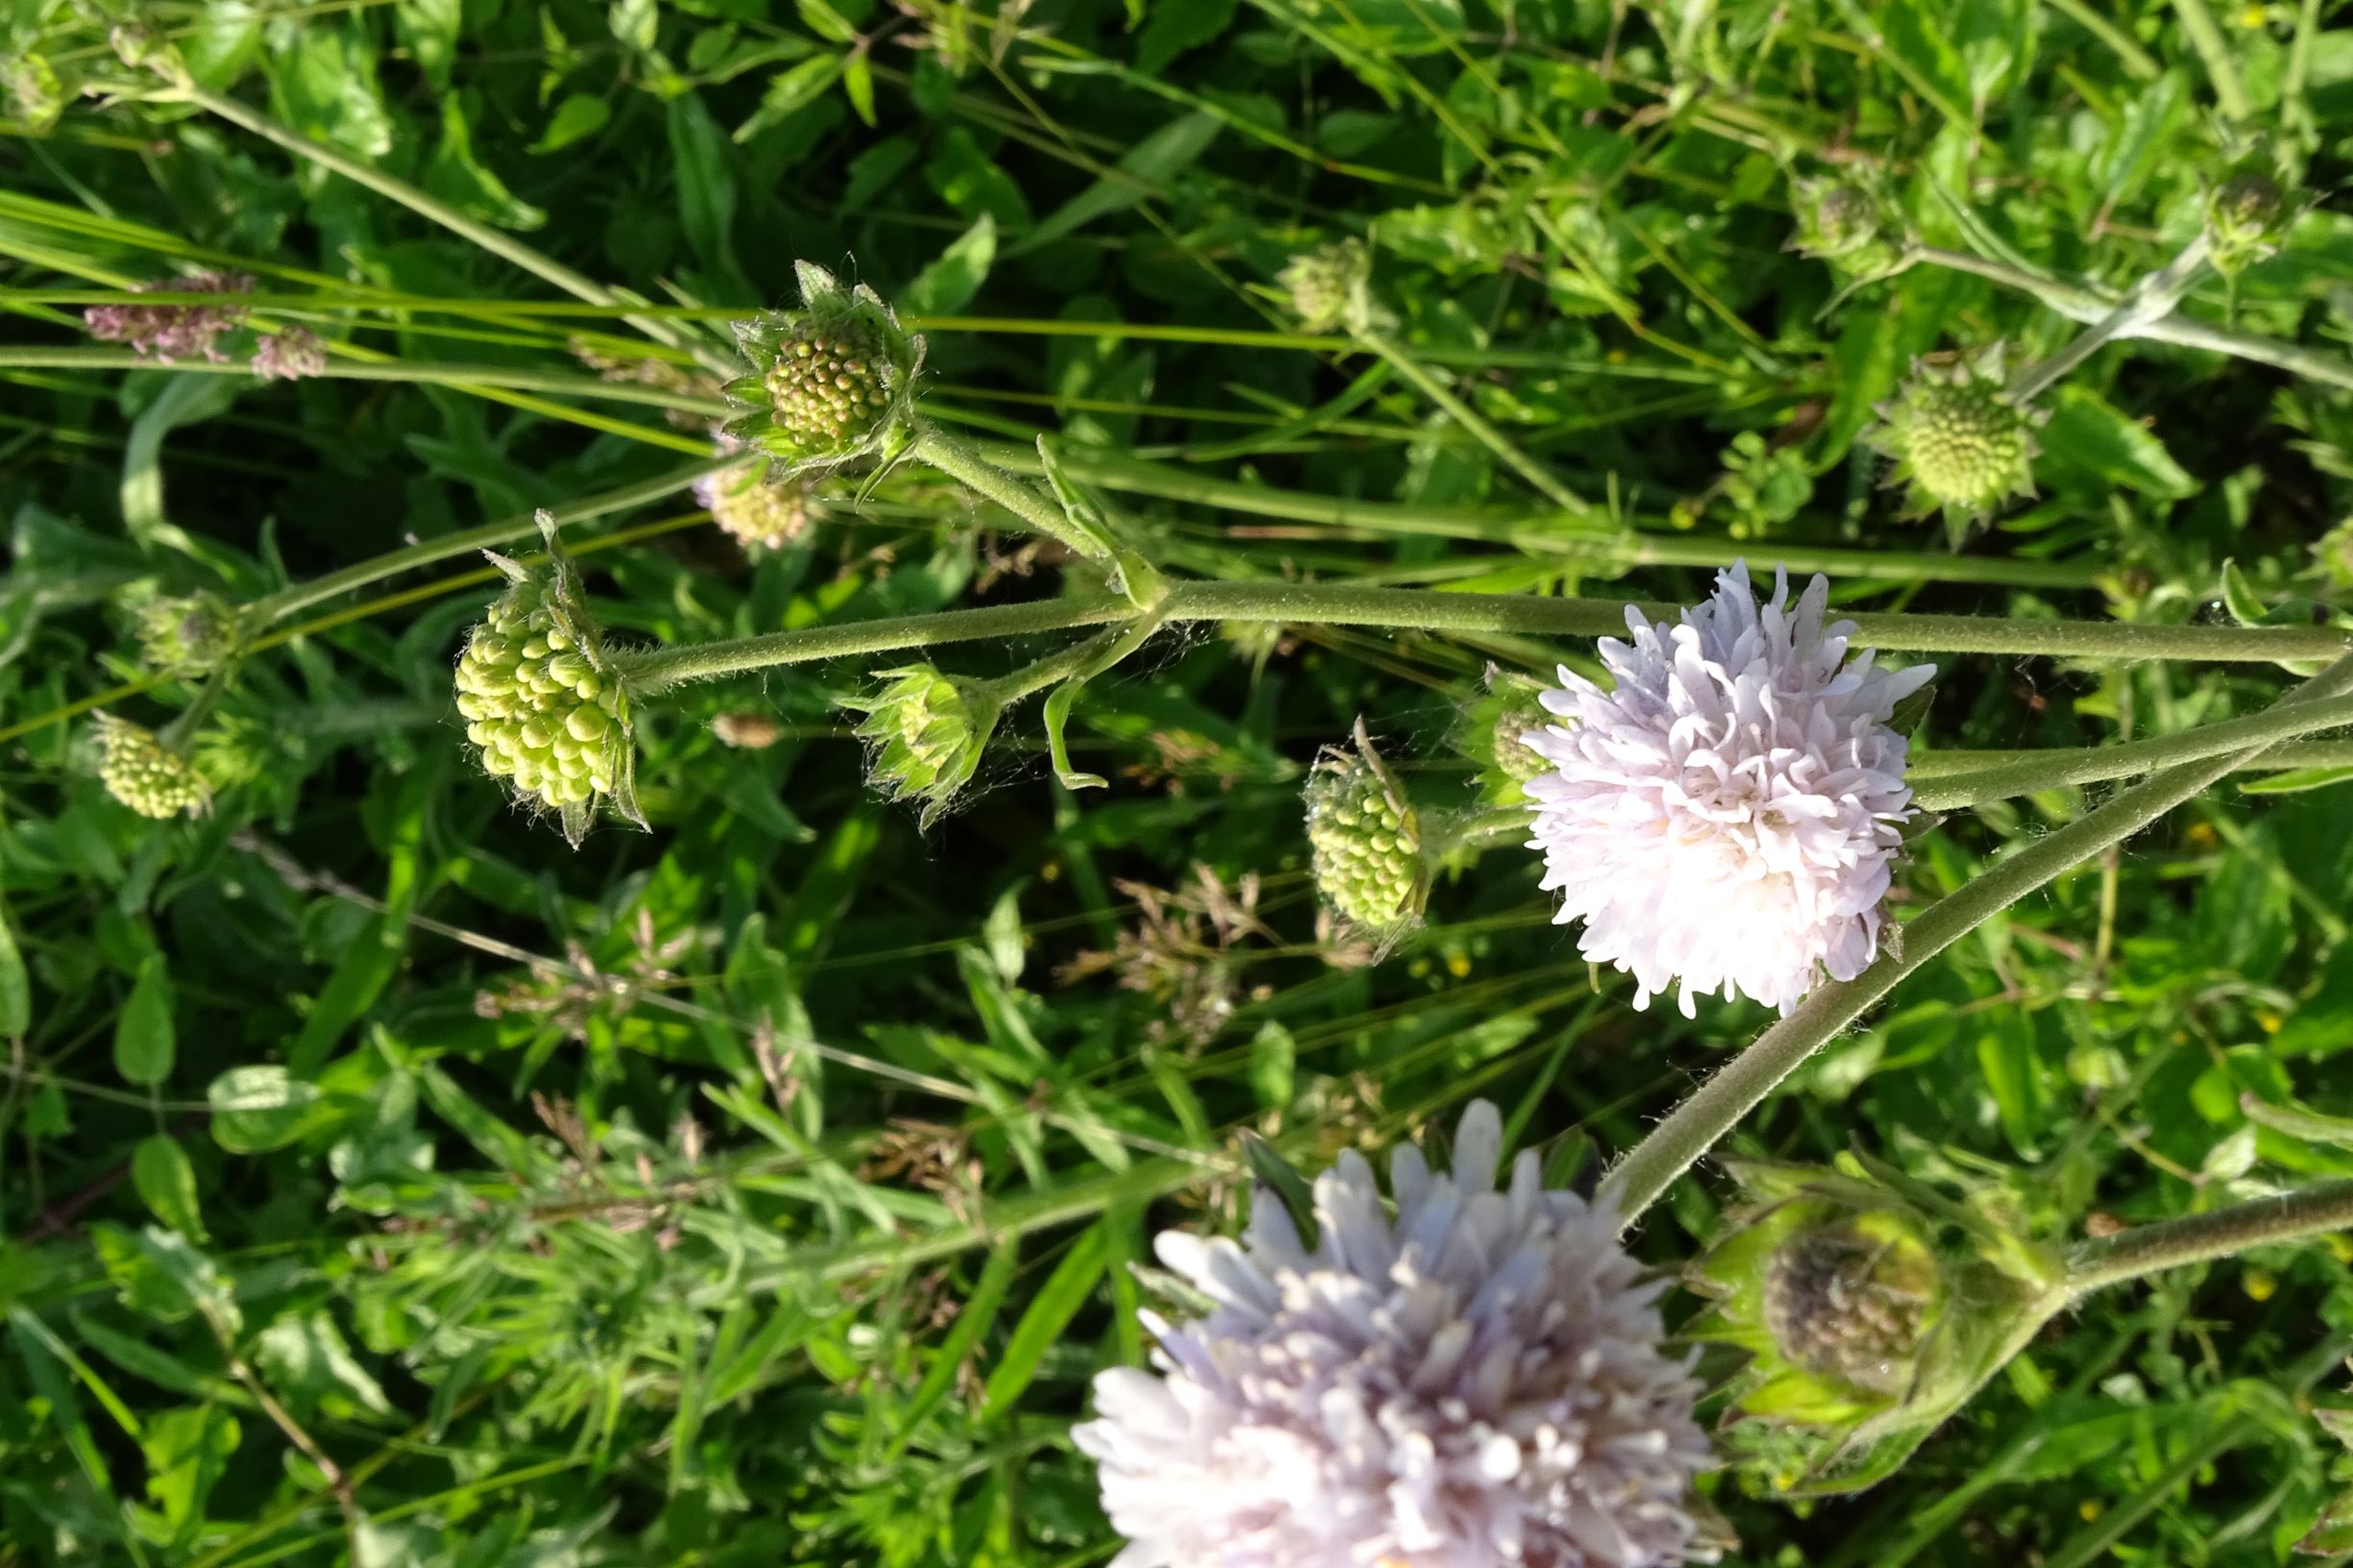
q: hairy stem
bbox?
[2067,1180,2353,1293]
[910,421,1113,561]
[2007,236,2212,402]
[617,578,2350,695]
[1599,649,2353,1227]
[1910,692,2353,809]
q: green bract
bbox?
[95,714,208,820]
[453,512,642,847]
[723,261,924,478]
[1870,348,2042,533]
[1461,669,1554,804]
[1304,725,1427,942]
[1687,1158,2062,1496]
[841,664,1000,828]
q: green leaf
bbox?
[423,92,547,231]
[842,49,877,127]
[1248,1019,1295,1110]
[122,375,244,551]
[132,1135,207,1240]
[207,1065,323,1153]
[89,1224,237,1335]
[667,92,741,276]
[735,56,843,142]
[886,1241,1018,1459]
[254,1310,393,1418]
[1014,111,1222,256]
[0,896,28,1038]
[902,213,996,316]
[2242,765,2353,795]
[532,93,611,154]
[2039,385,2196,499]
[1239,1131,1319,1246]
[142,1405,241,1538]
[115,955,175,1088]
[981,1222,1112,1422]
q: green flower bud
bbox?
[95,715,208,820]
[1277,240,1377,334]
[2207,161,2291,277]
[130,590,239,676]
[0,51,64,136]
[1869,348,2042,529]
[1305,723,1427,942]
[1686,1157,2065,1496]
[454,513,642,846]
[1791,177,1903,279]
[841,665,1001,828]
[1458,669,1554,804]
[723,262,924,478]
[697,451,814,551]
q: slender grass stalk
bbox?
[2169,0,2255,121]
[2067,1181,2353,1292]
[1598,649,2353,1227]
[166,82,725,371]
[0,345,733,416]
[1357,330,1593,514]
[1910,692,2353,809]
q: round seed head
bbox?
[455,513,642,846]
[1305,727,1426,941]
[95,714,208,820]
[1871,349,2041,524]
[841,664,999,827]
[723,262,924,477]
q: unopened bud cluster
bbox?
[1762,1221,1935,1397]
[843,665,999,827]
[1792,177,1902,278]
[455,518,638,843]
[96,715,208,820]
[696,447,813,551]
[133,590,237,676]
[725,262,924,476]
[2207,164,2290,276]
[1872,348,2040,524]
[1304,735,1425,938]
[1277,240,1375,333]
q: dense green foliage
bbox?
[5,0,2353,1563]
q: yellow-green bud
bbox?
[454,513,641,846]
[841,665,1000,827]
[95,715,208,820]
[132,590,238,676]
[1305,726,1426,940]
[0,51,64,136]
[1870,348,2041,527]
[1762,1219,1938,1397]
[723,261,923,477]
[1277,240,1376,334]
[2207,164,2290,277]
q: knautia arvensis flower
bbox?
[84,272,254,362]
[1277,238,1376,334]
[1459,667,1553,805]
[694,438,814,551]
[1869,347,2042,527]
[840,664,999,828]
[454,512,641,846]
[1686,1158,2060,1494]
[1304,723,1426,942]
[1525,563,1934,1017]
[1073,1099,1713,1568]
[95,714,208,820]
[723,261,924,478]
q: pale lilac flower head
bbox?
[85,272,255,362]
[1074,1101,1712,1568]
[253,327,329,381]
[694,433,812,550]
[1526,562,1933,1017]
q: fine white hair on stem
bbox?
[1525,562,1934,1018]
[1073,1101,1713,1568]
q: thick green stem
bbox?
[2067,1180,2353,1293]
[171,83,723,371]
[0,344,731,415]
[1358,330,1592,514]
[909,421,1113,562]
[981,443,2103,589]
[1598,649,2353,1227]
[252,458,732,625]
[1909,245,2353,392]
[2007,236,2212,402]
[1911,692,2353,809]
